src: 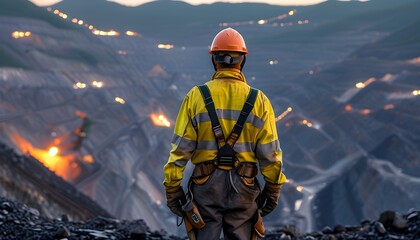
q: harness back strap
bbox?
[198,85,226,149]
[197,84,259,149]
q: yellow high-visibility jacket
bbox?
[163,68,286,190]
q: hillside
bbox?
[0,0,72,29]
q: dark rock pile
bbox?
[265,210,420,240]
[1,195,419,240]
[0,197,181,240]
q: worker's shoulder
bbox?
[249,87,269,101]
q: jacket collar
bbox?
[211,68,247,83]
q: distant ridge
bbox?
[0,0,72,29]
[51,0,293,43]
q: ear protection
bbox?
[214,54,244,65]
[211,53,246,71]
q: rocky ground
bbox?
[0,197,419,240]
[0,197,181,240]
[266,210,420,240]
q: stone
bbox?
[130,226,147,240]
[379,210,396,228]
[1,202,12,211]
[279,234,291,240]
[392,213,407,231]
[360,219,371,226]
[322,226,334,234]
[333,224,346,233]
[407,212,418,221]
[89,232,109,238]
[327,235,337,240]
[389,234,402,239]
[54,226,71,238]
[28,207,40,216]
[280,224,301,237]
[61,214,69,223]
[374,221,386,235]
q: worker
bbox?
[72,111,92,150]
[163,27,286,240]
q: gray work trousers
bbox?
[191,168,261,240]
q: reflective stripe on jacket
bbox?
[163,68,286,189]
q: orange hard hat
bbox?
[209,28,248,55]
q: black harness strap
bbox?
[198,85,226,149]
[226,87,258,147]
[198,85,259,167]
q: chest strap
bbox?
[197,84,258,168]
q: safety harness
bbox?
[193,84,259,181]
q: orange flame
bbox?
[344,104,353,112]
[10,134,80,181]
[48,147,59,157]
[150,114,171,127]
[360,109,371,115]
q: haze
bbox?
[30,0,326,7]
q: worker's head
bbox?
[209,28,248,71]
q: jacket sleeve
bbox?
[163,91,198,190]
[255,93,287,186]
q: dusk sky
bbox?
[30,0,326,7]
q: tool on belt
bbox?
[181,187,206,240]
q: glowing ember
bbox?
[82,154,95,164]
[150,114,171,128]
[296,186,304,192]
[355,82,365,89]
[288,10,295,16]
[412,90,420,96]
[258,20,267,25]
[360,109,371,115]
[126,31,140,36]
[356,77,376,89]
[115,97,126,104]
[384,104,395,110]
[275,107,292,122]
[73,82,87,89]
[92,81,103,88]
[345,104,353,112]
[301,119,313,128]
[92,29,120,36]
[12,31,31,39]
[48,147,59,157]
[157,44,174,49]
[407,57,420,65]
[10,134,80,181]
